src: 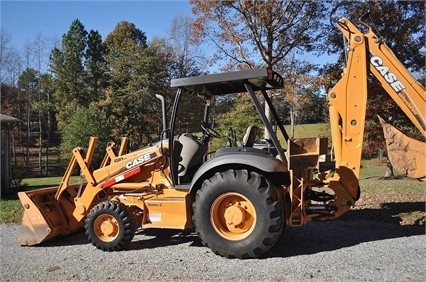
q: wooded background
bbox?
[1,1,424,179]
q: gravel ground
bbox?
[1,216,425,282]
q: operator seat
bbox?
[242,125,258,147]
[177,133,208,179]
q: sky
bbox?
[1,0,338,73]
[1,0,194,49]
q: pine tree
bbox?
[50,19,88,129]
[85,30,108,103]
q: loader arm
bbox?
[18,137,169,246]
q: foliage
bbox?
[1,3,423,178]
[0,29,22,85]
[10,165,29,191]
[6,58,57,175]
[60,106,111,166]
[190,0,328,69]
[50,19,88,130]
[190,0,332,138]
[0,83,20,117]
[276,85,328,126]
[47,19,188,151]
[210,96,263,151]
[166,15,205,78]
[85,30,108,103]
[100,22,165,147]
[157,16,206,140]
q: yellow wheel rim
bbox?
[93,214,119,242]
[210,192,256,240]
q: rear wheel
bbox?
[192,169,284,259]
[85,201,135,251]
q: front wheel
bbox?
[85,201,135,251]
[192,169,284,259]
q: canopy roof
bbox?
[171,68,284,96]
[0,114,20,124]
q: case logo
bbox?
[125,152,156,169]
[370,55,406,92]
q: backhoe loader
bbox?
[17,16,425,259]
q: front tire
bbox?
[192,169,284,259]
[85,201,135,251]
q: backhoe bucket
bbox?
[17,185,81,246]
[379,116,426,180]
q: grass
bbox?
[0,175,81,223]
[276,123,330,142]
[283,123,331,139]
[0,200,24,223]
[23,176,81,187]
[1,124,422,224]
[359,158,393,179]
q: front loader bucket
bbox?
[378,115,426,180]
[17,185,82,246]
[17,137,105,246]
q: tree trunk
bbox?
[38,109,43,175]
[25,105,30,168]
[384,158,394,177]
[44,109,51,176]
[263,103,271,139]
[290,105,295,139]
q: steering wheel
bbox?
[201,123,220,138]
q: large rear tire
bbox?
[192,169,284,259]
[85,201,135,251]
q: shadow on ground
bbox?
[38,201,424,258]
[268,201,425,258]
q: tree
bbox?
[210,98,262,151]
[21,33,55,175]
[102,21,170,148]
[321,1,425,157]
[35,73,57,175]
[191,0,328,69]
[50,19,88,129]
[0,29,23,85]
[0,83,21,168]
[156,15,206,135]
[60,106,111,166]
[85,30,108,103]
[167,15,205,78]
[17,68,39,168]
[190,0,330,139]
[27,33,52,75]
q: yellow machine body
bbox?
[17,16,425,258]
[17,137,193,245]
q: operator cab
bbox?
[168,68,288,186]
[175,120,218,184]
[171,95,219,184]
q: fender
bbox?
[189,147,289,193]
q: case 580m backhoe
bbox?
[17,16,425,259]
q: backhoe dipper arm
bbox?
[328,19,368,179]
[328,17,426,179]
[337,17,426,137]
